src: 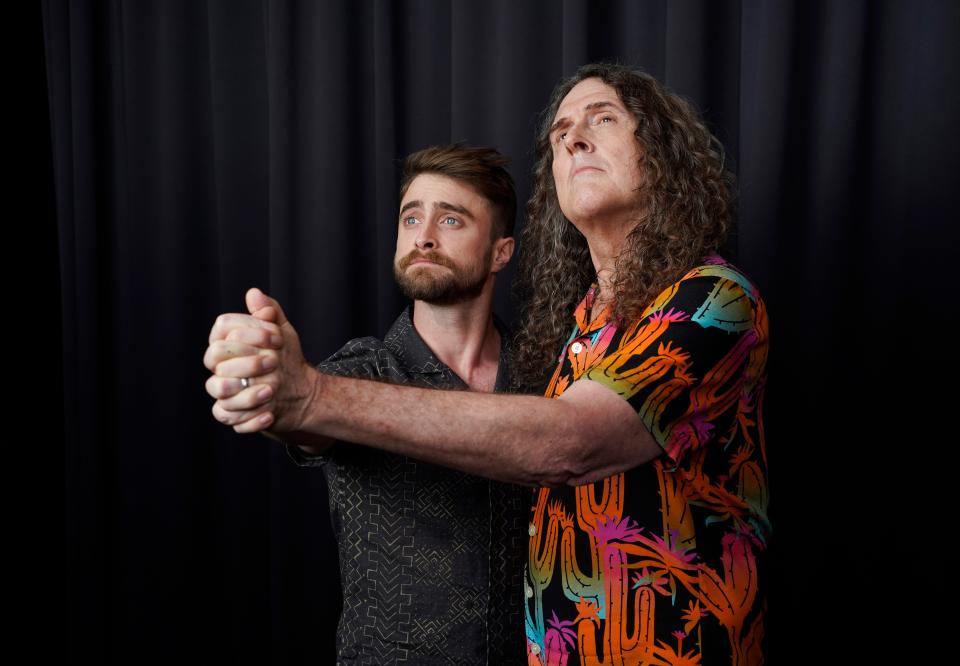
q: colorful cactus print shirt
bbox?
[525,255,770,666]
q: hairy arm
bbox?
[224,364,662,487]
[206,288,664,486]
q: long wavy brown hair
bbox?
[511,63,735,391]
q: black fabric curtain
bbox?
[41,0,957,662]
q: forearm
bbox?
[289,369,588,486]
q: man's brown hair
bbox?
[399,144,517,239]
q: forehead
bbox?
[554,77,626,120]
[401,173,484,206]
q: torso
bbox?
[318,308,528,665]
[524,256,770,665]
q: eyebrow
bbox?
[436,201,473,218]
[549,100,621,137]
[399,199,474,219]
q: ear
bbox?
[490,236,515,273]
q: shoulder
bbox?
[645,256,764,334]
[317,308,415,379]
[682,255,760,301]
[317,336,390,380]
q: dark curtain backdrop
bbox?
[40,0,958,663]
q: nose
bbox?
[414,227,436,249]
[563,121,593,154]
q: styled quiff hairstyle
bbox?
[511,63,735,391]
[399,144,517,239]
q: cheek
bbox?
[551,164,567,201]
[394,236,409,261]
[618,149,644,191]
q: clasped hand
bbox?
[203,288,318,434]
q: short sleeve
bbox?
[283,440,329,467]
[584,273,763,466]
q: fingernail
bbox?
[262,355,278,370]
[260,413,273,426]
[257,386,273,400]
[271,335,283,347]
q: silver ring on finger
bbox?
[240,377,251,389]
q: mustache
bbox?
[396,250,456,271]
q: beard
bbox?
[393,247,492,306]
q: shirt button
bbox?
[531,644,541,655]
[571,341,584,354]
[528,522,537,536]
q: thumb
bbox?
[246,287,289,327]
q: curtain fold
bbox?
[43,1,958,662]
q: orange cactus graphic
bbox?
[698,533,762,666]
[573,597,601,625]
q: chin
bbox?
[570,186,636,221]
[564,199,605,224]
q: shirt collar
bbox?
[573,284,614,333]
[384,305,511,390]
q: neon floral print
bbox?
[525,255,770,666]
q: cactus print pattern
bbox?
[524,255,770,666]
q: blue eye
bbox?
[441,217,459,225]
[402,216,419,226]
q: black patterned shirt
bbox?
[286,306,528,665]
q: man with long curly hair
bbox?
[511,63,769,666]
[205,63,769,665]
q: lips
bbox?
[571,164,603,177]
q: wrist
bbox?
[292,364,326,433]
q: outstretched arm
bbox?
[205,289,664,486]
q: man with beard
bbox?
[206,144,527,665]
[207,64,769,665]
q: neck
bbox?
[412,283,502,392]
[577,213,635,307]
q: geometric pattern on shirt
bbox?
[288,307,528,665]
